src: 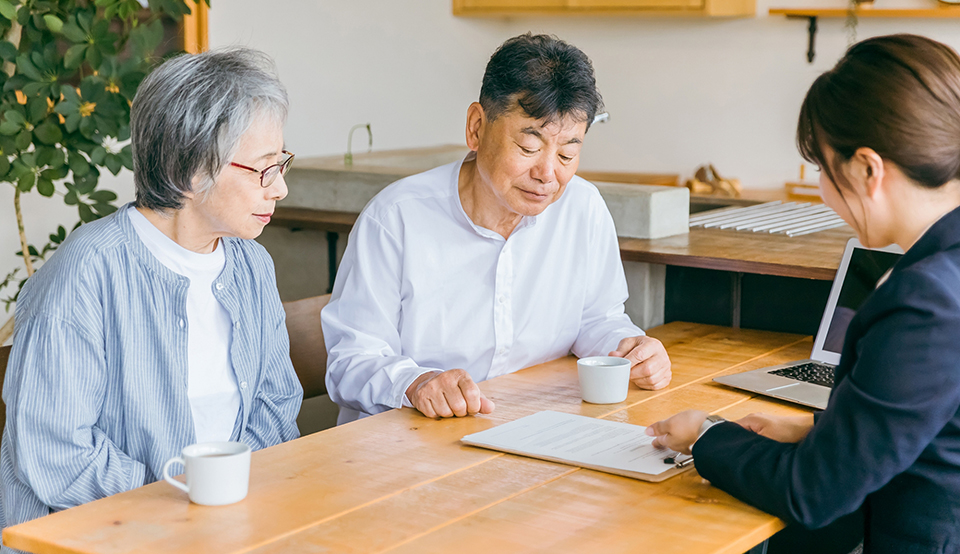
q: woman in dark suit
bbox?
[646,34,960,554]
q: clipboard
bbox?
[461,411,696,483]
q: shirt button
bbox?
[498,348,507,355]
[178,319,185,328]
[216,283,224,291]
[497,295,505,304]
[240,381,248,390]
[234,321,240,328]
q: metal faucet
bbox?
[344,123,373,167]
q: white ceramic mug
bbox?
[578,356,631,404]
[162,441,251,506]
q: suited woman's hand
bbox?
[645,409,709,455]
[736,413,814,443]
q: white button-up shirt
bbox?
[322,157,643,423]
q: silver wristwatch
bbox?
[696,415,726,442]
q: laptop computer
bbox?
[713,238,902,409]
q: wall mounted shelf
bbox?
[769,6,960,62]
[453,0,755,18]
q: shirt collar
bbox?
[451,152,539,241]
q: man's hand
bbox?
[644,409,709,455]
[736,413,814,443]
[405,369,495,419]
[610,335,671,390]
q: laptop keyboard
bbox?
[770,362,835,388]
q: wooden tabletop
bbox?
[4,323,817,554]
[620,225,855,280]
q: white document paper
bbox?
[462,410,680,477]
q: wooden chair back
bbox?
[0,345,10,433]
[283,295,330,400]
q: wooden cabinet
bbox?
[453,0,754,17]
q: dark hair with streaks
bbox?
[480,33,603,129]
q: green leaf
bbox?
[78,116,96,139]
[85,47,102,69]
[78,202,95,223]
[17,171,36,192]
[77,11,93,33]
[36,178,54,197]
[64,44,87,69]
[41,166,68,180]
[43,14,64,33]
[19,152,36,168]
[88,189,117,202]
[64,113,81,133]
[0,0,15,21]
[15,129,31,150]
[105,153,121,175]
[4,110,25,125]
[34,120,63,145]
[120,145,133,170]
[0,120,20,135]
[61,21,87,43]
[27,98,46,124]
[0,155,10,178]
[0,41,17,62]
[35,145,54,166]
[64,189,78,205]
[90,145,106,164]
[16,55,43,82]
[69,151,90,176]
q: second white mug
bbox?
[162,441,251,506]
[578,356,631,404]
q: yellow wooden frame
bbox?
[182,1,209,54]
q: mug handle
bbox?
[162,456,189,494]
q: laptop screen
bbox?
[820,247,902,355]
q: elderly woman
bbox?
[0,49,302,534]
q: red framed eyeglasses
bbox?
[230,150,295,188]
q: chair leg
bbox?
[744,540,769,554]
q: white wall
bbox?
[3,0,960,313]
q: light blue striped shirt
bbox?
[0,204,303,543]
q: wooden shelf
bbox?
[769,5,960,63]
[453,0,755,18]
[770,6,960,17]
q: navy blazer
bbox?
[694,205,960,554]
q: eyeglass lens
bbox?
[261,154,293,188]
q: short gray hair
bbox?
[130,48,289,210]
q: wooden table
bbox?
[4,323,816,554]
[620,225,855,281]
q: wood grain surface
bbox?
[619,226,855,280]
[3,323,816,554]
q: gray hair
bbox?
[130,48,289,210]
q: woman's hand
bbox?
[644,409,709,455]
[736,413,814,443]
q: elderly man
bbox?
[323,34,670,424]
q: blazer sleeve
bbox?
[692,269,960,529]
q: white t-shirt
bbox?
[322,156,643,424]
[128,207,241,443]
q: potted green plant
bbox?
[0,0,209,343]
